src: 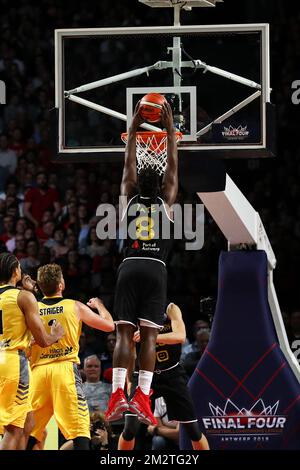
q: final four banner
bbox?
[180,251,300,450]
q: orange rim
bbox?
[121,131,183,143]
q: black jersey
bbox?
[122,195,173,265]
[155,316,181,371]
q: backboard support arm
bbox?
[198,176,300,383]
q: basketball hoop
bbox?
[121,131,182,175]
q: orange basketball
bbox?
[139,93,166,123]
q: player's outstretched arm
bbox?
[18,290,65,347]
[120,101,144,198]
[161,102,178,207]
[133,303,186,345]
[76,297,115,332]
[156,303,186,345]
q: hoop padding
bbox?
[121,131,182,175]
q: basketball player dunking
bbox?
[105,101,178,426]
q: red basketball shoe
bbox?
[105,388,129,422]
[128,387,157,426]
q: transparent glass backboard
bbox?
[54,24,275,161]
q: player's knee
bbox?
[140,327,158,347]
[123,415,140,440]
[122,429,135,441]
[182,421,202,441]
[117,325,135,344]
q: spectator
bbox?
[23,171,61,227]
[65,233,77,252]
[89,412,113,450]
[24,226,36,241]
[80,227,108,258]
[51,228,68,260]
[38,245,51,266]
[5,197,20,220]
[0,135,17,190]
[66,250,79,279]
[0,215,15,245]
[20,238,40,274]
[0,179,23,206]
[82,355,112,412]
[13,235,27,259]
[61,199,78,231]
[37,220,56,245]
[181,317,210,361]
[15,217,28,236]
[60,411,113,451]
[183,329,210,377]
[9,128,26,157]
[147,397,179,451]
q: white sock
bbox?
[112,368,127,393]
[138,370,153,395]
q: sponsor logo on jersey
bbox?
[132,240,140,249]
[0,338,11,349]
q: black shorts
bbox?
[114,258,167,328]
[151,364,197,423]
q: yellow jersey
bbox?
[0,285,31,352]
[30,296,81,368]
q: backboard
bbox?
[54,23,275,162]
[139,0,224,8]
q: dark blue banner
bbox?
[180,251,300,450]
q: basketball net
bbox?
[121,131,182,176]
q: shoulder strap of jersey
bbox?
[40,297,64,306]
[121,194,138,221]
[157,197,174,223]
[0,286,18,295]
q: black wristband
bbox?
[153,426,159,436]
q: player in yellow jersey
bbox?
[0,253,64,450]
[28,263,115,451]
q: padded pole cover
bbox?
[180,251,300,449]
